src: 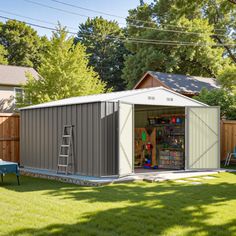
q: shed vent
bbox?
[148,96,155,100]
[167,97,174,101]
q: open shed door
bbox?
[118,102,134,176]
[186,107,220,169]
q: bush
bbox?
[194,88,236,120]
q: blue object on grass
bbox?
[0,160,20,185]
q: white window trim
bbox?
[14,87,24,104]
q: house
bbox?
[20,87,220,177]
[133,71,220,97]
[0,64,40,112]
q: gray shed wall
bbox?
[20,102,119,177]
[100,102,119,176]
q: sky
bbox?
[0,0,153,37]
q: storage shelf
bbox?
[148,114,185,118]
[152,124,184,127]
[159,147,184,150]
[169,134,185,136]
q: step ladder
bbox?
[224,150,236,166]
[57,125,74,175]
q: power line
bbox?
[0,15,77,35]
[23,0,228,38]
[23,0,90,19]
[121,38,236,47]
[50,0,228,32]
[1,15,235,47]
[51,0,125,20]
[109,35,236,46]
[0,9,78,30]
[126,23,227,37]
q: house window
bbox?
[14,87,24,105]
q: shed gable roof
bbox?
[134,71,220,94]
[0,64,40,86]
[20,86,207,110]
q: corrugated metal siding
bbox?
[186,107,220,169]
[100,102,118,176]
[20,102,115,177]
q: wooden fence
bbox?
[221,120,236,161]
[0,113,20,163]
[0,113,234,164]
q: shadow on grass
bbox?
[3,208,236,236]
[1,173,236,235]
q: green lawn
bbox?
[0,173,236,236]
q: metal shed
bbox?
[20,87,220,177]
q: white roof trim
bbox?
[20,87,207,110]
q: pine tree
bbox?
[76,17,128,91]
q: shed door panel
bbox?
[119,102,134,176]
[186,107,220,169]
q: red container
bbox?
[146,143,153,150]
[171,117,176,123]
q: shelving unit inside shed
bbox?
[134,106,185,171]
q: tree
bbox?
[194,88,236,120]
[75,17,128,91]
[122,1,236,88]
[0,20,47,68]
[218,65,236,94]
[0,44,8,64]
[19,26,107,106]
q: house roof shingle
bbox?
[137,71,220,94]
[0,64,40,86]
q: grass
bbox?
[0,173,236,236]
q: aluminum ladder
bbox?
[224,146,236,166]
[57,125,74,175]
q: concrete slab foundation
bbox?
[20,168,235,186]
